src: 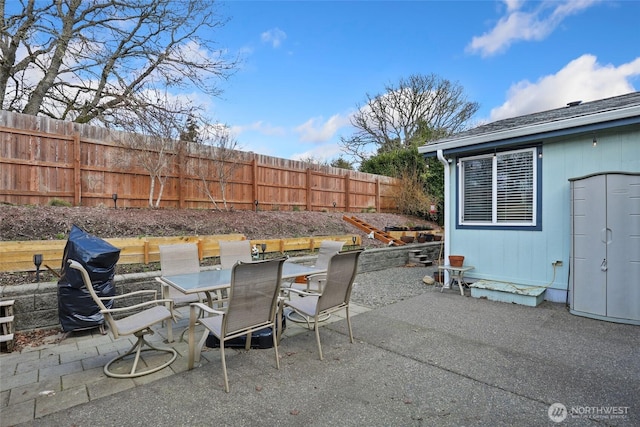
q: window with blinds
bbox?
[459,148,537,227]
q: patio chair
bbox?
[287,240,345,295]
[284,240,345,324]
[67,259,177,378]
[187,257,286,392]
[283,249,362,360]
[156,243,205,342]
[219,239,252,268]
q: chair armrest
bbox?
[101,298,174,314]
[99,289,159,301]
[189,302,225,330]
[305,273,327,281]
[190,302,225,316]
[282,288,319,297]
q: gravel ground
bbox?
[350,265,438,309]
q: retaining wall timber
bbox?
[0,243,442,332]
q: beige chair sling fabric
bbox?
[219,240,252,269]
[187,258,285,392]
[156,243,204,342]
[288,240,344,294]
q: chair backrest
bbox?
[316,250,362,313]
[159,243,200,276]
[223,258,285,336]
[67,259,118,333]
[315,240,345,269]
[219,240,252,269]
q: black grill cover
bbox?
[57,225,120,332]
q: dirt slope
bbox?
[0,205,440,286]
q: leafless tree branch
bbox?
[1,0,238,124]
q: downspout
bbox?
[436,149,450,282]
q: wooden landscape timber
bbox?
[0,234,361,273]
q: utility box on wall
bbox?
[569,172,640,325]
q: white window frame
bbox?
[458,147,538,227]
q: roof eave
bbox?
[419,104,640,155]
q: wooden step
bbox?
[342,216,406,246]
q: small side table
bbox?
[438,265,474,295]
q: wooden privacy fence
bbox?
[0,111,401,212]
[0,234,362,273]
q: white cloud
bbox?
[468,0,601,57]
[294,114,351,143]
[230,121,286,137]
[503,0,524,13]
[261,28,287,48]
[489,54,640,120]
[290,144,345,163]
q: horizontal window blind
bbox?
[462,157,492,222]
[496,151,533,223]
[460,148,536,227]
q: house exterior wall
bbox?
[447,126,640,302]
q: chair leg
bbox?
[272,322,281,370]
[314,315,323,360]
[345,306,354,343]
[104,332,177,378]
[220,342,229,393]
[245,332,252,350]
[166,320,174,343]
[187,305,203,370]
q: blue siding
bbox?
[447,129,640,302]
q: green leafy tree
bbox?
[360,145,440,222]
[330,156,354,170]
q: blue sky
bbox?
[198,0,640,163]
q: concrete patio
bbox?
[1,266,638,426]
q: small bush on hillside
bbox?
[48,199,72,207]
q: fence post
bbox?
[177,143,185,209]
[306,168,312,211]
[376,177,380,213]
[252,157,258,208]
[73,133,81,206]
[345,172,351,213]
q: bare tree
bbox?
[190,123,243,211]
[340,73,479,163]
[113,94,194,208]
[1,0,237,124]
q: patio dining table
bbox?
[158,261,327,346]
[159,261,326,305]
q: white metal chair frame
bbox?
[68,259,177,378]
[285,240,345,324]
[283,249,362,360]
